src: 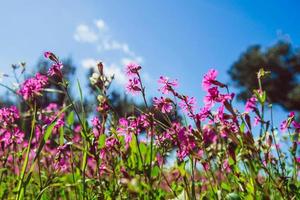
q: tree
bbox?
[228,41,300,111]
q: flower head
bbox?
[158,76,178,94]
[18,73,48,101]
[245,97,257,112]
[153,97,173,113]
[202,69,218,90]
[48,62,63,78]
[125,63,141,76]
[126,77,141,94]
[179,96,197,116]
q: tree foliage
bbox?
[229,41,300,111]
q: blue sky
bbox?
[0,0,300,125]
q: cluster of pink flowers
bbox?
[0,106,24,147]
[1,52,299,199]
[125,63,143,94]
[18,73,48,100]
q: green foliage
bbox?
[229,41,300,111]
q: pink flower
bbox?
[54,144,71,172]
[126,77,141,94]
[280,120,288,131]
[179,96,197,116]
[202,69,218,90]
[0,106,19,127]
[117,118,136,149]
[0,127,24,146]
[292,121,300,129]
[153,97,173,113]
[158,76,178,94]
[125,63,141,76]
[245,97,257,112]
[92,117,101,138]
[44,51,59,64]
[203,87,233,109]
[194,107,210,122]
[48,62,63,78]
[254,116,261,126]
[202,126,217,144]
[203,87,219,108]
[176,126,195,161]
[280,112,296,131]
[18,73,48,100]
[222,159,231,173]
[105,136,119,149]
[44,51,52,59]
[44,51,63,78]
[216,105,225,122]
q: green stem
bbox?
[16,103,36,200]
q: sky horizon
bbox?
[0,0,300,126]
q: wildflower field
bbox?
[0,52,299,199]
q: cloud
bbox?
[81,58,98,69]
[74,24,98,43]
[74,18,142,61]
[121,57,143,66]
[75,18,150,87]
[94,19,107,31]
[105,63,127,85]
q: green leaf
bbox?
[221,183,231,192]
[226,192,241,200]
[246,179,254,194]
[77,79,83,102]
[151,165,160,177]
[67,111,74,126]
[59,127,64,145]
[240,122,245,133]
[98,134,106,149]
[44,122,56,142]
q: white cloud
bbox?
[121,57,143,66]
[94,19,107,31]
[76,18,151,87]
[74,18,142,62]
[74,24,98,43]
[81,58,98,69]
[105,63,127,85]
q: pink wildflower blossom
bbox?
[245,97,257,112]
[126,77,141,94]
[48,62,63,78]
[117,118,139,149]
[203,87,233,109]
[0,106,19,127]
[202,69,218,90]
[280,112,295,131]
[92,117,102,138]
[179,96,197,116]
[125,63,141,76]
[194,107,210,122]
[222,159,231,173]
[153,97,173,113]
[54,144,71,172]
[158,76,178,94]
[18,73,48,100]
